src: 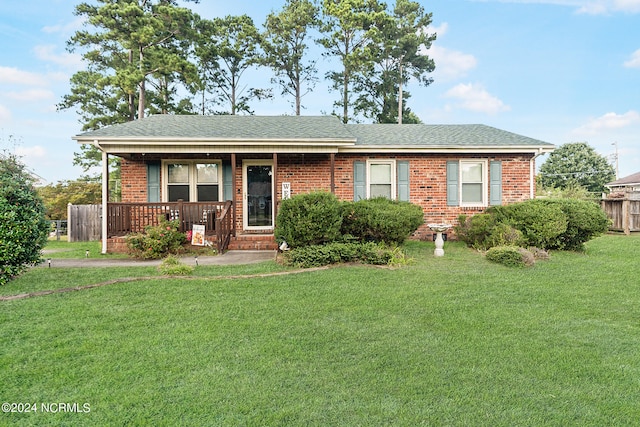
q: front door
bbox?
[243,161,274,231]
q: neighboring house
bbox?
[73,115,555,253]
[605,172,640,194]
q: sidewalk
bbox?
[37,250,277,268]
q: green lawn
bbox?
[1,235,640,426]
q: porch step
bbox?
[228,234,278,251]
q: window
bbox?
[447,160,500,207]
[354,160,409,201]
[367,160,395,199]
[164,161,221,202]
[461,161,484,205]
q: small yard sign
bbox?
[191,224,205,246]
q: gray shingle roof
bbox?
[76,115,355,141]
[75,115,554,149]
[346,123,553,147]
[607,172,640,187]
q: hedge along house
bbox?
[73,115,555,253]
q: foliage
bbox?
[37,177,101,219]
[354,0,436,123]
[158,254,194,275]
[539,142,615,193]
[61,0,200,128]
[125,217,187,259]
[536,198,610,251]
[0,153,50,285]
[485,245,535,268]
[283,241,400,267]
[275,191,343,248]
[318,0,388,123]
[262,0,319,115]
[341,197,424,245]
[489,200,568,249]
[458,198,609,251]
[195,14,271,115]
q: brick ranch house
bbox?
[73,115,555,253]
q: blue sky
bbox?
[1,0,638,184]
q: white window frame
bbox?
[366,159,396,200]
[459,160,488,207]
[162,159,223,202]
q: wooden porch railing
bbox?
[107,200,234,253]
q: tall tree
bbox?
[262,0,320,115]
[196,15,271,115]
[354,0,435,124]
[60,0,199,174]
[539,142,615,193]
[318,0,387,123]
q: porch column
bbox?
[231,153,237,237]
[101,149,109,254]
[273,153,279,221]
[330,153,336,194]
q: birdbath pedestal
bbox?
[428,223,452,257]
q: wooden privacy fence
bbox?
[67,204,101,242]
[602,193,640,235]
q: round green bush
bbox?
[341,197,424,245]
[489,199,567,249]
[536,198,610,251]
[0,154,50,285]
[275,191,343,249]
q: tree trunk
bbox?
[137,47,145,119]
[397,61,403,125]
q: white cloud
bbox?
[5,89,56,102]
[15,145,47,159]
[0,105,12,124]
[33,45,83,70]
[624,49,640,68]
[444,83,511,114]
[573,111,640,134]
[0,66,48,87]
[42,16,85,35]
[471,0,640,14]
[429,45,478,81]
[422,23,477,81]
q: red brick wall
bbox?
[119,153,535,239]
[120,158,148,203]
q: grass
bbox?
[1,235,640,425]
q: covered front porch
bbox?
[105,200,234,253]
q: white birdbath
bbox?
[428,223,452,257]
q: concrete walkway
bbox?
[37,250,277,268]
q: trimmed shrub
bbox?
[275,191,343,249]
[126,217,187,259]
[341,197,424,245]
[536,198,610,251]
[456,214,524,250]
[489,199,567,249]
[283,241,402,268]
[0,153,50,285]
[486,246,535,268]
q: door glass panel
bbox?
[247,165,273,227]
